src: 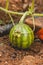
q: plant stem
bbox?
[31,0,34,11]
[0,7,23,15]
[0,7,43,17]
[19,11,28,24]
[33,13,43,17]
[32,15,35,31]
[6,0,9,10]
[29,0,34,13]
[8,14,15,25]
[5,0,14,25]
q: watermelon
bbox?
[9,11,34,49]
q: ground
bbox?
[0,0,43,65]
[0,35,43,65]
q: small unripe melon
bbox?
[9,23,34,49]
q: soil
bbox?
[0,35,43,65]
[0,0,43,65]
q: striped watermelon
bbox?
[9,23,34,49]
[9,11,34,49]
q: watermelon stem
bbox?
[19,11,30,24]
[19,11,28,24]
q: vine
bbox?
[0,0,43,29]
[5,0,14,25]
